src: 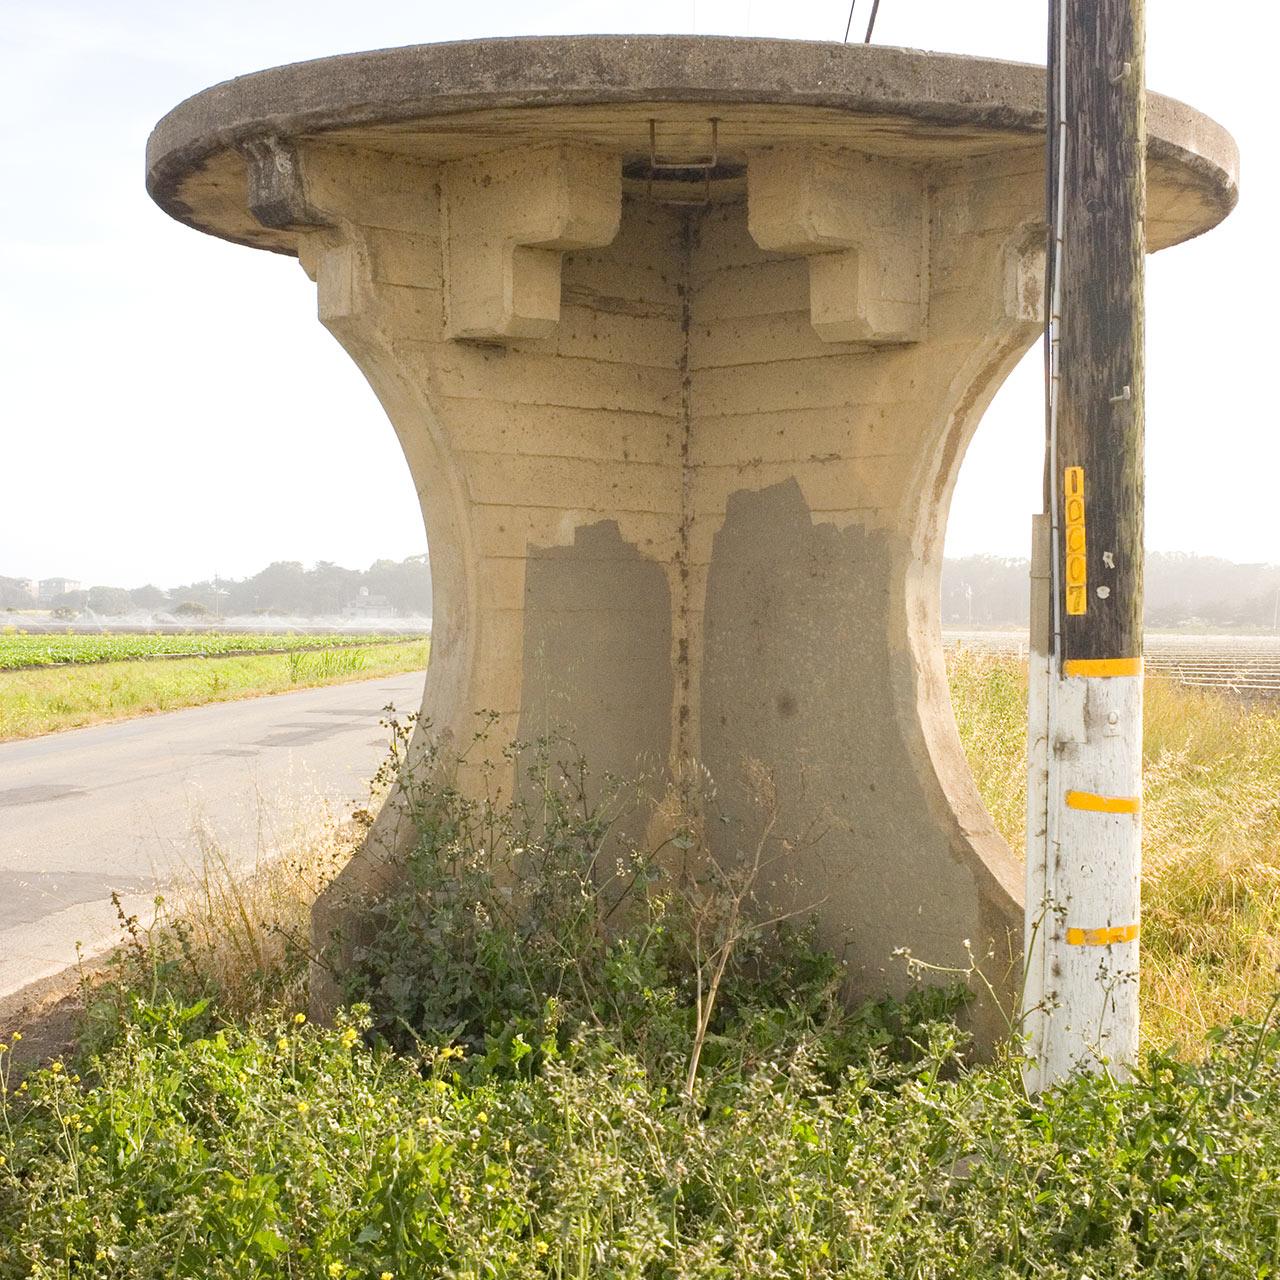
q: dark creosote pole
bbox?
[1058,0,1146,664]
[1025,0,1147,1090]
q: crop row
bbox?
[0,631,414,671]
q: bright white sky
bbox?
[1,1,1273,586]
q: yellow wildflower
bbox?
[296,1100,310,1116]
[277,1037,289,1053]
[294,1012,306,1026]
[340,1027,358,1050]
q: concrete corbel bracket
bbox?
[442,144,621,341]
[1002,222,1049,325]
[310,239,371,335]
[239,136,330,231]
[240,137,366,335]
[747,148,927,344]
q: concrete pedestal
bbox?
[148,37,1237,1036]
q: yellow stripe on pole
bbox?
[1063,657,1143,678]
[1064,790,1141,814]
[1064,465,1088,616]
[1066,923,1139,947]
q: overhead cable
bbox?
[843,0,857,43]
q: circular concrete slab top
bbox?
[147,35,1238,254]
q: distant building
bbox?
[39,578,81,601]
[15,578,37,599]
[346,587,393,619]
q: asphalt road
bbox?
[0,672,425,999]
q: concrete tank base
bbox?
[148,37,1238,1043]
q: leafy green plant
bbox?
[338,720,854,1094]
[0,631,418,671]
[4,716,1280,1275]
[3,979,1279,1276]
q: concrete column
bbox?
[280,140,1046,1031]
[145,37,1238,1044]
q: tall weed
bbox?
[338,722,895,1091]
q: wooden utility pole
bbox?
[1024,0,1146,1089]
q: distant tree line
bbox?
[942,552,1280,630]
[0,556,432,619]
[4,550,1277,628]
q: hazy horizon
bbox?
[8,549,1277,634]
[1,554,432,593]
[7,547,1279,598]
[2,1,1275,583]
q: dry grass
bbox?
[2,804,365,1065]
[947,648,1280,1049]
[0,772,385,1068]
[157,810,361,1019]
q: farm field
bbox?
[0,638,429,740]
[947,648,1280,1048]
[0,629,423,670]
[945,627,1280,698]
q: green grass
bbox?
[947,648,1280,1049]
[2,732,1279,1278]
[0,630,422,670]
[0,640,429,741]
[5,997,1279,1278]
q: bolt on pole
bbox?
[1024,0,1146,1090]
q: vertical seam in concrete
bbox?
[674,207,700,768]
[435,174,451,335]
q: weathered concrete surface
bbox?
[147,37,1237,1038]
[147,36,1237,256]
[518,519,673,783]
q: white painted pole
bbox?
[1027,0,1146,1088]
[1038,664,1143,1083]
